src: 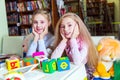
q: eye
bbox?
[68,24,72,27]
[33,21,38,24]
[40,21,44,24]
[110,53,113,58]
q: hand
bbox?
[32,27,39,42]
[39,26,48,39]
[71,24,79,39]
[60,30,67,42]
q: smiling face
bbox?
[60,17,77,39]
[32,14,49,34]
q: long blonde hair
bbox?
[54,13,98,67]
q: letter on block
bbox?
[57,57,70,71]
[6,59,20,71]
[22,57,38,66]
[42,59,57,73]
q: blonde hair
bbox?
[32,9,51,24]
[54,13,98,67]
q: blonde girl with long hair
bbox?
[51,13,98,79]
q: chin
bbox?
[65,36,71,39]
[36,30,43,34]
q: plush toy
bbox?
[93,37,120,80]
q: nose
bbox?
[37,23,40,27]
[64,26,69,31]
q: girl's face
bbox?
[32,14,49,34]
[60,17,77,39]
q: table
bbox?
[0,63,87,80]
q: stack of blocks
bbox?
[22,57,38,66]
[6,59,20,71]
[42,57,70,73]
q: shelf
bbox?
[86,0,115,36]
[64,0,78,4]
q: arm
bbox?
[51,40,67,59]
[70,39,88,65]
[38,39,48,57]
[27,41,37,57]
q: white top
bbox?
[26,32,54,57]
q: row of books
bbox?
[24,0,50,11]
[21,28,32,36]
[7,14,33,26]
[6,0,50,12]
[8,26,32,36]
[19,15,32,25]
[7,13,19,24]
[6,1,17,12]
[8,26,19,36]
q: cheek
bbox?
[69,27,74,33]
[33,26,37,32]
[60,28,64,34]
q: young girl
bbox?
[51,13,98,79]
[23,9,54,57]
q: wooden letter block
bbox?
[57,57,70,71]
[35,56,48,69]
[42,59,57,73]
[6,59,20,71]
[22,57,38,66]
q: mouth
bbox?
[64,32,71,36]
[36,27,43,31]
[35,28,43,34]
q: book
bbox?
[17,2,26,12]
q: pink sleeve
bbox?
[69,38,88,65]
[51,40,67,59]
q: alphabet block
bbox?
[22,57,38,66]
[6,59,20,71]
[42,59,57,73]
[57,57,70,71]
[35,56,48,69]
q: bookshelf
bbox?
[86,0,115,36]
[5,0,59,36]
[57,0,84,20]
[65,0,83,20]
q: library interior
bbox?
[0,0,120,80]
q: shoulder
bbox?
[44,32,54,41]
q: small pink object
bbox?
[32,51,44,57]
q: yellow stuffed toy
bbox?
[93,37,120,80]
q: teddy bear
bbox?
[93,37,120,80]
